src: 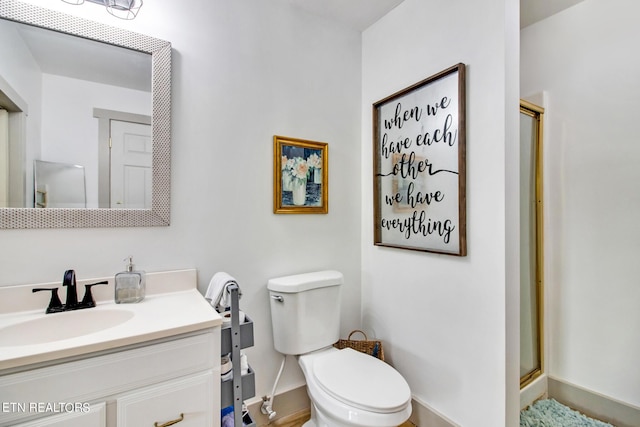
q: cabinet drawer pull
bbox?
[154,413,184,427]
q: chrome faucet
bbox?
[33,270,108,314]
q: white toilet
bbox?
[267,270,412,427]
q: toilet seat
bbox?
[311,348,411,413]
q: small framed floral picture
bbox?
[273,135,328,214]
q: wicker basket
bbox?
[333,330,385,361]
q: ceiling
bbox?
[289,0,405,31]
[520,0,584,28]
[290,0,586,31]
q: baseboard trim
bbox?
[548,376,640,427]
[247,386,458,427]
[408,397,458,427]
[247,386,310,427]
[520,374,548,410]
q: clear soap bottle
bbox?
[115,256,145,303]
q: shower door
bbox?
[520,100,544,388]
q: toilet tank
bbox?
[267,270,343,355]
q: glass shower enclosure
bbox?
[520,100,544,388]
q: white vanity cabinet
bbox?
[0,329,220,427]
[117,372,213,426]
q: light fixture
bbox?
[61,0,143,20]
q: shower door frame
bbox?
[520,99,545,389]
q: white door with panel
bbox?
[110,120,152,209]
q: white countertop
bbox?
[0,269,221,371]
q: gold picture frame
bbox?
[273,135,328,214]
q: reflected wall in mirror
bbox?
[519,99,544,388]
[0,0,171,228]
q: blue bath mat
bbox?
[520,399,614,427]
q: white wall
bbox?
[362,0,520,426]
[2,0,362,402]
[521,0,640,408]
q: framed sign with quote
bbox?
[373,63,466,255]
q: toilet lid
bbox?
[312,348,410,413]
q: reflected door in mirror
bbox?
[110,120,152,209]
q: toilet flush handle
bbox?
[271,295,284,303]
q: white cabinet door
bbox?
[12,403,106,427]
[117,372,215,427]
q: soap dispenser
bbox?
[115,256,146,303]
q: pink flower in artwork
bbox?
[307,153,321,169]
[292,157,309,180]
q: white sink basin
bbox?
[0,309,134,346]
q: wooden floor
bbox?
[269,409,415,427]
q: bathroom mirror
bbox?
[0,0,171,228]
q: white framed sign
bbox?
[373,63,466,256]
